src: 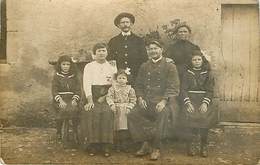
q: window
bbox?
[0,0,6,63]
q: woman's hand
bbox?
[186,102,195,113]
[199,103,208,113]
[84,96,94,111]
[84,102,94,111]
[58,99,67,109]
[138,97,147,110]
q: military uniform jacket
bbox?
[135,57,180,103]
[107,33,148,81]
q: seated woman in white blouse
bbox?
[80,43,117,157]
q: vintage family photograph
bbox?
[0,0,259,164]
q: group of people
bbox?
[51,12,216,161]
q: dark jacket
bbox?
[107,32,148,82]
[166,40,209,81]
[135,57,180,103]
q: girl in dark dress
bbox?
[52,55,81,143]
[180,50,216,157]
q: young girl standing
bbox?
[180,50,216,157]
[106,69,137,152]
[81,43,117,157]
[52,55,81,143]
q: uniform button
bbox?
[125,53,128,57]
[125,61,128,64]
[158,85,160,87]
[148,72,151,75]
[148,79,150,81]
[124,45,128,48]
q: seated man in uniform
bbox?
[127,40,180,160]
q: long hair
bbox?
[55,55,77,75]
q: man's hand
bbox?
[186,102,195,113]
[138,97,147,109]
[156,99,167,112]
[58,99,67,109]
[199,103,208,113]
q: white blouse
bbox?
[83,61,117,97]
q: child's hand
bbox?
[59,99,67,109]
[110,104,116,113]
[126,108,131,114]
[138,97,147,110]
[72,99,78,107]
[186,102,194,113]
[199,103,208,113]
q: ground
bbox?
[1,124,260,165]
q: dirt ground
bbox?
[1,125,260,165]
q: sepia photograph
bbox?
[0,0,259,164]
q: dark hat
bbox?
[191,49,203,56]
[146,39,163,48]
[114,12,135,27]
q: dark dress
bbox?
[166,40,209,81]
[107,33,148,84]
[52,72,81,120]
[180,68,217,128]
[81,85,114,144]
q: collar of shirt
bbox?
[121,31,131,36]
[152,56,163,63]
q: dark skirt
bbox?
[80,85,114,144]
[53,95,80,120]
[180,93,217,129]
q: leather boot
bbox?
[187,141,196,156]
[150,149,160,160]
[135,141,151,156]
[200,143,208,157]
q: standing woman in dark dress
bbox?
[166,23,210,82]
[180,50,216,157]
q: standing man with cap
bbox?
[127,40,180,160]
[107,12,148,84]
